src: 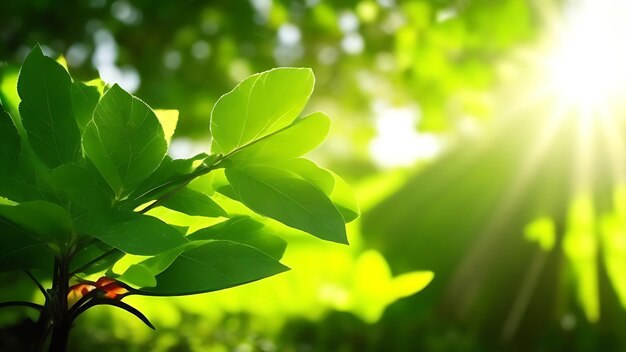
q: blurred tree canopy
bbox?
[1,0,548,176]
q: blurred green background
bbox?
[4,0,626,350]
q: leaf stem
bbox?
[24,269,50,300]
[138,155,224,214]
[0,301,44,311]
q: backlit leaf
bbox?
[17,45,81,168]
[230,112,330,162]
[210,68,315,155]
[159,187,227,218]
[83,84,167,198]
[188,216,287,259]
[138,241,289,295]
[226,165,347,244]
[154,109,178,146]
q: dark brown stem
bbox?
[48,255,70,352]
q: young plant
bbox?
[0,45,358,351]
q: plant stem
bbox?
[48,254,70,352]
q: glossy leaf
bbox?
[138,240,289,295]
[230,112,330,161]
[83,84,167,198]
[159,187,227,217]
[17,45,81,168]
[187,216,287,259]
[226,165,347,244]
[83,210,188,255]
[210,68,315,155]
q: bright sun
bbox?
[546,0,626,111]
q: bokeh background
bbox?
[3,0,626,350]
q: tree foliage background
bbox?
[4,0,626,351]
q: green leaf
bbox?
[210,68,315,155]
[71,80,100,131]
[328,171,360,222]
[226,165,347,244]
[0,217,53,272]
[111,245,188,287]
[271,158,335,195]
[83,84,168,198]
[187,216,287,259]
[83,210,188,255]
[0,200,73,247]
[0,102,20,171]
[154,109,178,146]
[230,112,330,162]
[159,187,227,217]
[47,162,114,212]
[17,45,81,168]
[138,240,289,295]
[116,264,157,288]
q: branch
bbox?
[0,301,44,312]
[23,270,49,300]
[70,298,155,330]
[138,156,224,214]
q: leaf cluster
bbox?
[0,45,358,335]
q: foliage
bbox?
[0,45,359,350]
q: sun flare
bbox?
[545,0,626,112]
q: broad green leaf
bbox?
[226,165,347,244]
[0,102,20,170]
[187,216,287,259]
[83,84,167,198]
[17,45,81,168]
[329,171,360,222]
[271,158,335,195]
[117,264,157,288]
[230,112,330,161]
[160,187,227,218]
[0,200,73,247]
[111,245,188,287]
[83,210,188,255]
[71,80,100,131]
[47,162,114,213]
[0,217,54,272]
[210,68,315,155]
[154,109,178,146]
[138,240,289,295]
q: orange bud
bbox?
[95,277,129,299]
[67,283,96,308]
